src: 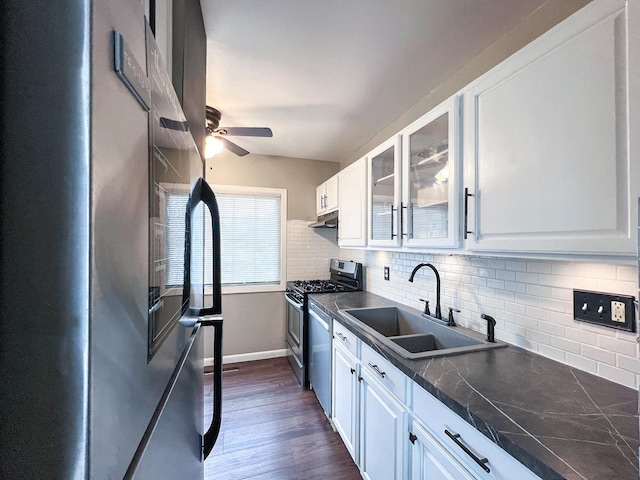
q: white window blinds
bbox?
[216,191,282,286]
[163,185,286,292]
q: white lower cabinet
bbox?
[410,420,474,480]
[331,320,540,480]
[413,384,541,480]
[359,368,407,480]
[332,342,359,462]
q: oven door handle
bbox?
[285,293,303,310]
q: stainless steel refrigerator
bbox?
[0,1,222,478]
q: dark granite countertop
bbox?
[309,291,639,480]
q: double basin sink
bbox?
[338,306,507,360]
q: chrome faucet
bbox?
[408,263,442,320]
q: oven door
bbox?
[285,293,305,385]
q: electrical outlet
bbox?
[384,266,390,281]
[573,289,635,332]
[611,301,625,323]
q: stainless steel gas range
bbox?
[285,259,363,388]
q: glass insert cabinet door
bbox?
[402,96,460,248]
[368,135,402,247]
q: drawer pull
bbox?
[335,332,347,341]
[445,429,490,473]
[368,363,386,378]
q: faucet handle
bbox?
[419,298,430,316]
[447,308,460,326]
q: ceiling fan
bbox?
[205,106,273,157]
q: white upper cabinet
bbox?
[366,96,462,249]
[368,135,402,247]
[402,96,461,248]
[463,0,639,256]
[339,157,368,247]
[317,173,339,215]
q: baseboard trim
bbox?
[204,348,287,368]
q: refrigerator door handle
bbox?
[198,315,224,459]
[182,177,224,459]
[183,177,222,317]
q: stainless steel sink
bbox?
[338,306,507,359]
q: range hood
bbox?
[309,211,338,228]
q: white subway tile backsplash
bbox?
[618,265,638,282]
[525,306,551,322]
[286,220,339,280]
[597,364,636,388]
[504,302,526,316]
[617,355,640,374]
[504,281,527,294]
[506,260,527,272]
[566,328,599,346]
[516,336,538,351]
[487,259,506,270]
[495,270,516,282]
[580,345,616,365]
[342,249,639,388]
[598,336,637,357]
[551,336,581,355]
[515,293,538,307]
[526,283,553,298]
[537,320,565,337]
[581,263,617,280]
[565,353,598,374]
[527,329,552,346]
[527,261,553,274]
[538,344,566,362]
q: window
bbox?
[211,185,287,293]
[163,184,287,295]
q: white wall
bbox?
[343,248,639,389]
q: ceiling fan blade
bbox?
[216,127,273,138]
[218,137,249,156]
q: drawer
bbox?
[413,384,541,480]
[360,342,406,404]
[333,319,358,357]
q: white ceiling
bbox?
[201,0,549,162]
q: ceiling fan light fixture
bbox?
[204,134,224,158]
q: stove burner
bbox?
[290,279,347,294]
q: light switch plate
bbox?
[573,289,635,332]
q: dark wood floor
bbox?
[204,357,362,480]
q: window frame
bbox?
[211,184,287,294]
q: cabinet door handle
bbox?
[464,188,474,240]
[444,429,490,473]
[368,362,386,378]
[390,205,397,239]
[335,332,347,341]
[350,367,355,374]
[400,202,408,237]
